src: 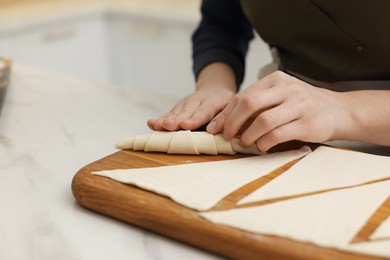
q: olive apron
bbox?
[240,0,390,91]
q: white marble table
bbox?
[0,64,221,260]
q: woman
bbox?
[148,0,390,152]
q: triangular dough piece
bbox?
[341,240,390,258]
[239,146,390,205]
[92,146,311,210]
[201,181,390,248]
[370,216,390,240]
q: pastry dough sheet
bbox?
[92,146,310,210]
[370,216,390,240]
[342,240,390,258]
[239,146,390,205]
[201,181,390,249]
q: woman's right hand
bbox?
[147,62,237,131]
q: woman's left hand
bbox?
[206,71,349,152]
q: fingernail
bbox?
[206,121,216,133]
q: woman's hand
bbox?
[206,71,350,152]
[147,87,235,131]
[147,62,237,131]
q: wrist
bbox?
[332,90,390,145]
[196,62,237,93]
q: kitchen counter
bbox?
[0,0,207,98]
[0,64,220,260]
[1,64,389,260]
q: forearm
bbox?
[192,0,254,87]
[196,62,237,94]
[337,90,390,145]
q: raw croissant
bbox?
[115,130,263,155]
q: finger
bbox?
[161,100,203,130]
[152,100,197,131]
[180,112,209,130]
[159,118,183,131]
[255,120,304,152]
[206,97,238,135]
[240,102,299,147]
[153,118,171,131]
[180,101,220,130]
[147,119,157,130]
[206,80,271,136]
[223,87,286,139]
[150,99,186,130]
[147,110,171,131]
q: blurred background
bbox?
[0,0,272,97]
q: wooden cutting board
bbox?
[72,147,390,260]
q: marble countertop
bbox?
[0,64,220,260]
[0,0,200,36]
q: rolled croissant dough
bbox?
[200,180,390,250]
[238,146,390,205]
[92,146,311,210]
[370,216,390,240]
[116,130,262,155]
